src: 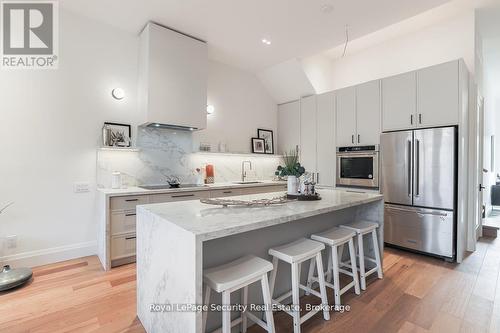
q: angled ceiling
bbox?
[60,0,451,72]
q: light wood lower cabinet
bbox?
[149,191,210,203]
[210,188,243,197]
[110,195,148,211]
[109,184,286,267]
[111,210,137,235]
[111,232,137,266]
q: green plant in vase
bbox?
[275,150,305,194]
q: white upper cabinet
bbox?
[139,23,207,130]
[316,92,336,187]
[417,60,459,127]
[382,72,416,132]
[336,87,357,146]
[277,101,300,155]
[300,95,318,173]
[356,80,381,145]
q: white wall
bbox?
[0,9,140,266]
[328,12,475,90]
[0,10,278,267]
[196,61,277,153]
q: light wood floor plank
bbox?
[1,238,500,333]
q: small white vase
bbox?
[287,176,298,195]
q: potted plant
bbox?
[275,150,306,194]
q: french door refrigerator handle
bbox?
[386,205,448,217]
[415,139,420,197]
[407,140,412,197]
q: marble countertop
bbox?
[137,189,383,241]
[97,180,286,197]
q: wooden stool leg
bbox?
[371,229,383,279]
[306,257,316,295]
[338,243,345,266]
[222,291,231,333]
[202,285,211,333]
[331,245,341,306]
[269,256,279,298]
[315,253,331,321]
[348,238,360,295]
[241,286,248,333]
[326,249,333,283]
[260,274,276,333]
[291,263,301,333]
[357,233,366,290]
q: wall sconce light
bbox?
[111,88,125,100]
[206,104,215,115]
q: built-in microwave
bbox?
[336,145,379,189]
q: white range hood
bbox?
[138,22,208,130]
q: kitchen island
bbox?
[136,189,384,333]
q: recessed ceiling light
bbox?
[321,4,334,13]
[261,38,272,45]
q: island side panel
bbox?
[137,206,202,333]
[354,199,385,264]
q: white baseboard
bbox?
[0,241,97,268]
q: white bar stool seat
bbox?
[202,255,275,333]
[340,221,383,290]
[268,238,330,333]
[307,227,360,306]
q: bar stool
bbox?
[268,238,330,333]
[340,221,383,290]
[202,255,275,333]
[306,227,360,306]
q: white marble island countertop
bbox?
[136,189,383,242]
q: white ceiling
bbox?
[61,0,451,72]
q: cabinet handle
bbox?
[171,194,195,198]
[222,191,232,194]
[419,114,422,124]
[125,213,137,217]
[125,198,139,202]
[358,134,360,143]
[410,115,413,125]
[125,236,136,240]
[351,135,354,144]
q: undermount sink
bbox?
[232,181,263,184]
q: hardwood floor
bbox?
[1,237,500,333]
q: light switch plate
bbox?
[74,182,91,193]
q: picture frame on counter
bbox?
[257,128,274,154]
[251,137,266,154]
[102,122,131,148]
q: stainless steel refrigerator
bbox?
[380,126,456,259]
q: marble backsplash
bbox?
[97,127,282,188]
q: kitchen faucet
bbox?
[241,161,252,182]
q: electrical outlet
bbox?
[74,182,91,193]
[5,235,17,249]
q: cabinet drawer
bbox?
[210,189,243,198]
[111,233,136,260]
[111,210,136,235]
[241,185,286,195]
[110,195,148,211]
[149,191,210,203]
